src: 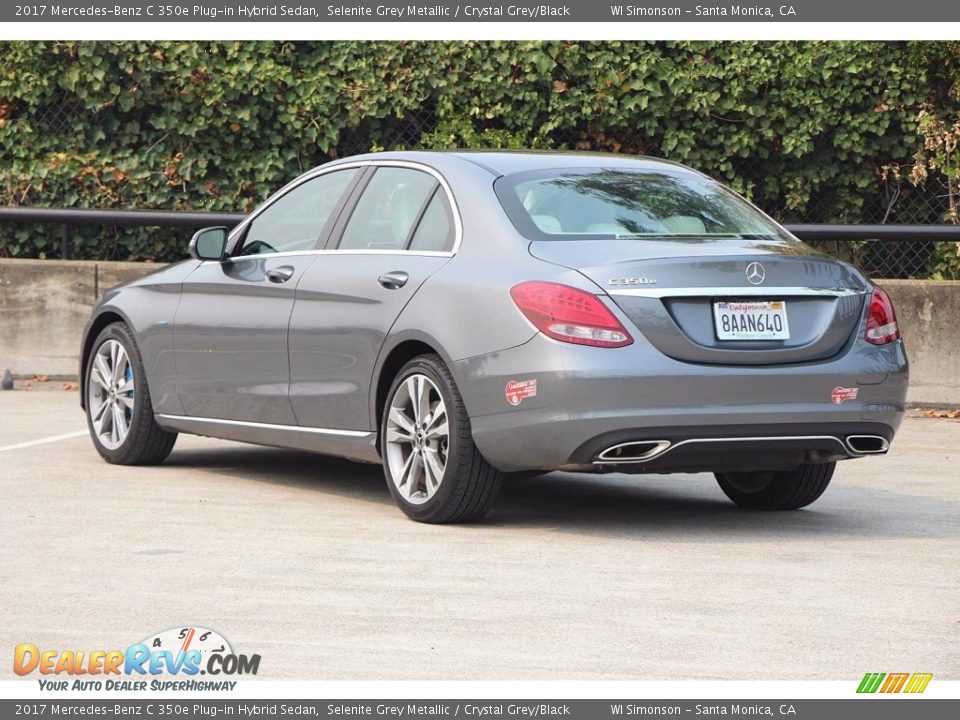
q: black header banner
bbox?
[5,0,960,23]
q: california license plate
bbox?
[713,300,790,341]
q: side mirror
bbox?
[189,227,229,261]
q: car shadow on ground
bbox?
[163,445,960,543]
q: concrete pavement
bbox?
[1,390,958,680]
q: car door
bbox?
[288,164,458,431]
[173,167,362,424]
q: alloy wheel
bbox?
[87,339,135,450]
[385,373,449,505]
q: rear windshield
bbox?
[494,167,789,241]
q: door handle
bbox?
[378,271,409,289]
[266,265,295,283]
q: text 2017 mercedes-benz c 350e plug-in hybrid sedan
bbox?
[80,151,908,523]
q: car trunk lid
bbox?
[529,238,870,366]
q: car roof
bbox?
[324,150,699,177]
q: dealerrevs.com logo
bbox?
[14,626,260,692]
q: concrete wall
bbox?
[1,259,958,405]
[881,279,960,406]
[0,259,158,379]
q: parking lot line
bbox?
[0,429,87,454]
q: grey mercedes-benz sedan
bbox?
[80,151,908,523]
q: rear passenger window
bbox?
[339,168,436,250]
[409,190,455,253]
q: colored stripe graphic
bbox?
[904,673,933,694]
[857,672,932,694]
[880,673,909,693]
[857,673,885,693]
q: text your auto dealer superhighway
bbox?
[327,4,572,18]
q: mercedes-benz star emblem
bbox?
[745,261,766,285]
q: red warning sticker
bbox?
[831,386,859,405]
[505,379,538,406]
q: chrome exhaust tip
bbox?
[595,440,672,464]
[845,435,890,455]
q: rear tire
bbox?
[715,462,835,510]
[381,354,502,523]
[85,322,177,465]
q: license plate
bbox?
[713,300,790,341]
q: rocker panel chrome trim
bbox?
[154,413,380,464]
[156,414,372,437]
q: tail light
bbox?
[865,287,901,345]
[510,281,633,348]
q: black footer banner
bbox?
[4,699,959,720]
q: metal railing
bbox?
[1,206,959,277]
[0,207,246,259]
[785,224,960,242]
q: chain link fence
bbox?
[8,99,959,279]
[29,90,92,136]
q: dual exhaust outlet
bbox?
[594,434,889,465]
[844,434,890,455]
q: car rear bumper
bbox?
[451,333,908,473]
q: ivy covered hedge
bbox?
[1,41,958,264]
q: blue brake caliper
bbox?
[124,365,134,417]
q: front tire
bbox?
[85,322,177,465]
[715,462,835,510]
[381,354,502,523]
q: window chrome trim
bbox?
[156,414,373,438]
[607,286,867,299]
[225,159,463,259]
[200,248,455,265]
